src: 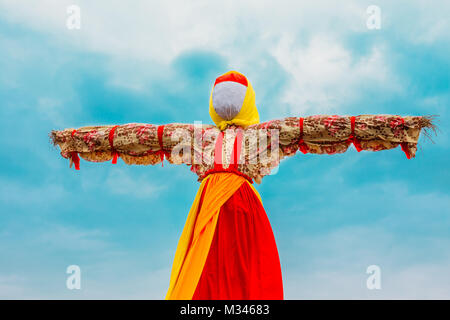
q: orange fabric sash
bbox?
[165,172,260,300]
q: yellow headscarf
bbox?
[209,71,260,130]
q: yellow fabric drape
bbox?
[166,172,253,300]
[209,70,260,130]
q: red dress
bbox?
[192,130,283,300]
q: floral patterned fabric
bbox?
[50,115,435,184]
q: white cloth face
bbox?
[212,81,247,120]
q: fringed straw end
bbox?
[419,115,439,144]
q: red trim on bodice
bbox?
[200,129,253,184]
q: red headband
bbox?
[214,72,248,87]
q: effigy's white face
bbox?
[211,81,247,121]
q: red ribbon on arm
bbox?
[108,125,120,164]
[70,129,80,170]
[70,152,80,170]
[347,116,362,152]
[398,117,411,159]
[298,117,309,154]
[400,142,411,159]
[157,125,170,167]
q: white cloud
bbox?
[0,1,385,72]
[270,33,402,114]
[3,0,433,117]
[2,0,448,70]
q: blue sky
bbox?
[0,0,449,299]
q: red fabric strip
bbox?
[347,116,362,152]
[299,117,304,136]
[108,125,119,164]
[201,168,253,184]
[214,72,248,87]
[71,151,80,170]
[398,117,411,159]
[400,142,411,159]
[213,130,243,170]
[298,117,309,154]
[229,129,243,170]
[70,130,80,170]
[157,125,166,166]
[213,131,225,170]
